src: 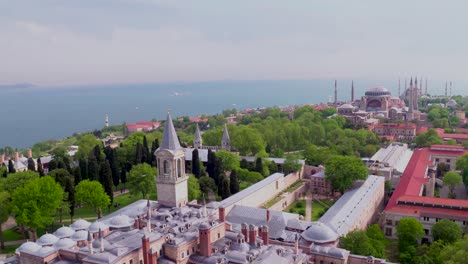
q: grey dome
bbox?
[89,221,109,233]
[338,104,354,109]
[54,226,75,238]
[71,230,89,241]
[109,215,135,228]
[16,241,41,253]
[199,223,210,230]
[365,87,391,96]
[54,238,77,249]
[70,219,91,230]
[36,246,56,255]
[37,233,59,246]
[301,222,338,244]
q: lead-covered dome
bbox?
[89,221,109,233]
[37,233,59,246]
[16,241,41,253]
[71,230,89,241]
[54,226,75,238]
[53,238,77,249]
[109,215,135,228]
[365,87,391,96]
[70,219,91,231]
[301,222,338,244]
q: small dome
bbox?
[301,222,338,244]
[16,241,41,253]
[92,237,111,249]
[71,230,89,241]
[36,246,56,255]
[70,219,91,230]
[328,247,349,259]
[37,233,59,246]
[109,215,135,228]
[54,226,75,238]
[447,99,457,107]
[89,221,109,233]
[53,238,77,249]
[198,223,210,230]
[338,104,354,109]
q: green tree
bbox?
[219,177,231,199]
[415,129,443,147]
[99,160,114,206]
[229,170,240,194]
[73,166,82,186]
[2,171,39,195]
[36,158,45,177]
[8,160,15,174]
[215,150,240,172]
[0,191,11,249]
[340,230,375,256]
[75,134,102,160]
[87,152,99,181]
[0,165,6,178]
[325,155,368,193]
[255,157,264,174]
[79,158,88,180]
[11,176,63,240]
[192,149,201,177]
[443,171,462,198]
[127,163,157,199]
[431,219,462,244]
[440,236,468,264]
[49,168,72,187]
[231,125,266,155]
[396,218,425,262]
[283,156,302,174]
[436,162,450,177]
[199,176,217,195]
[188,175,201,201]
[75,180,110,218]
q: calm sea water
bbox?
[0,79,403,148]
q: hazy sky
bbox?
[1,0,467,86]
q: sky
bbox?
[1,0,468,86]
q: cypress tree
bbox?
[64,177,75,220]
[207,149,215,178]
[73,166,82,185]
[100,160,114,205]
[229,170,240,194]
[1,164,7,178]
[87,153,99,181]
[240,159,250,170]
[219,177,231,199]
[213,157,222,186]
[37,158,45,177]
[120,164,128,184]
[192,149,201,177]
[27,158,36,171]
[135,142,143,164]
[8,160,15,174]
[48,159,57,172]
[93,145,102,164]
[110,149,119,186]
[255,158,263,174]
[79,158,88,180]
[143,136,150,164]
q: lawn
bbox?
[311,201,326,221]
[2,228,22,242]
[285,200,306,216]
[0,244,18,255]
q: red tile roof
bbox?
[385,145,468,218]
[435,128,468,141]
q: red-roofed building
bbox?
[383,145,468,240]
[189,117,208,123]
[126,121,161,135]
[373,123,417,141]
[435,128,468,144]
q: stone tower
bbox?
[155,112,188,208]
[221,123,231,151]
[194,123,202,149]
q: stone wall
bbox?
[267,184,307,211]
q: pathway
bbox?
[305,195,312,222]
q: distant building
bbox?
[126,121,161,135]
[373,123,417,141]
[368,143,413,182]
[303,165,332,196]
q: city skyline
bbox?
[1,0,468,85]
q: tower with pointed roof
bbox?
[408,77,414,120]
[221,123,231,151]
[194,123,202,149]
[155,112,188,208]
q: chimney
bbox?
[99,228,104,253]
[135,216,141,229]
[260,225,269,246]
[27,149,32,159]
[241,223,248,242]
[266,210,270,222]
[248,224,257,246]
[142,234,150,264]
[14,152,19,162]
[294,234,299,254]
[199,224,212,257]
[149,248,158,264]
[218,207,225,222]
[87,231,93,255]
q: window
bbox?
[181,253,184,258]
[177,159,182,178]
[163,160,169,175]
[423,217,430,221]
[446,159,451,163]
[385,228,392,236]
[130,260,133,264]
[218,233,220,239]
[187,250,190,255]
[386,219,393,225]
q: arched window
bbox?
[163,160,169,175]
[177,159,182,178]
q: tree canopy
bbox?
[325,155,368,193]
[11,176,63,240]
[415,129,443,147]
[127,163,157,199]
[443,171,462,198]
[1,170,39,195]
[75,180,110,218]
[75,134,102,160]
[396,218,425,263]
[188,175,201,201]
[431,219,462,244]
[0,191,11,249]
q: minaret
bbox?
[414,77,418,111]
[155,111,189,208]
[334,80,337,105]
[87,231,93,255]
[221,123,231,151]
[98,228,104,253]
[147,200,152,233]
[398,78,401,98]
[419,78,423,95]
[425,79,428,95]
[408,77,414,120]
[450,81,452,97]
[105,114,109,127]
[194,123,202,149]
[351,81,354,102]
[445,81,448,97]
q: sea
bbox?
[0,79,455,149]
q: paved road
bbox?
[305,195,312,222]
